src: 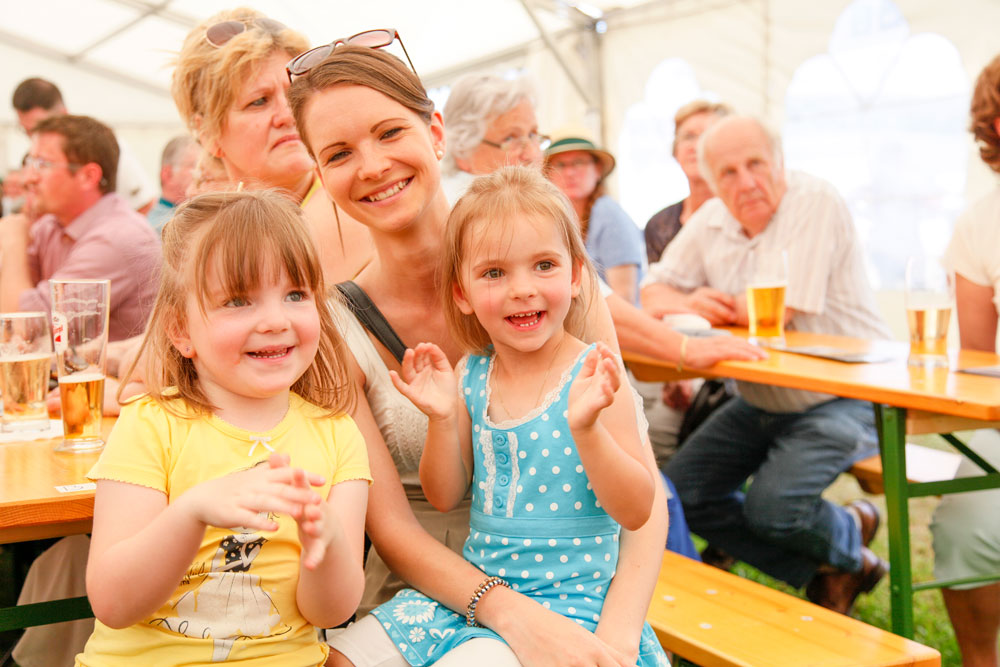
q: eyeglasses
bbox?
[23,156,85,172]
[204,17,287,48]
[285,29,415,82]
[548,157,596,172]
[481,132,552,154]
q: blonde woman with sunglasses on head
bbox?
[287,39,668,666]
[171,7,373,284]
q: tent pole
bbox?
[518,0,598,112]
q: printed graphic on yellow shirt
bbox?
[152,521,291,661]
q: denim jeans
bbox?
[662,473,701,561]
[664,396,878,587]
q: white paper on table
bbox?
[0,419,64,444]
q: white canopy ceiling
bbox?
[3,0,999,294]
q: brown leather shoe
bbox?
[805,547,888,615]
[700,545,737,571]
[846,499,880,546]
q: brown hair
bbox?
[441,166,598,353]
[34,115,118,194]
[672,100,732,155]
[171,8,309,145]
[12,77,64,112]
[289,45,433,155]
[125,189,355,416]
[971,54,1000,173]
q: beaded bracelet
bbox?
[676,334,689,372]
[466,575,510,627]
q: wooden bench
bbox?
[648,551,940,666]
[849,444,962,495]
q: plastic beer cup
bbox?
[0,312,53,433]
[50,279,110,452]
[746,249,788,345]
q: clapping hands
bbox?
[567,342,621,431]
[389,342,458,422]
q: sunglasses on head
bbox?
[285,28,415,82]
[204,17,287,48]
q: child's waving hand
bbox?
[389,342,459,421]
[568,342,622,430]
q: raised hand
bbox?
[568,342,621,431]
[287,465,340,570]
[389,342,458,421]
[176,453,325,533]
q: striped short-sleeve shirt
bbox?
[643,170,891,413]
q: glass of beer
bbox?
[905,255,952,367]
[50,279,110,453]
[0,312,53,433]
[746,249,788,345]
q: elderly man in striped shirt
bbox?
[640,115,889,615]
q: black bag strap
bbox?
[335,280,407,363]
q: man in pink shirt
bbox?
[0,115,160,341]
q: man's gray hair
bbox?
[696,115,784,191]
[161,134,197,169]
[442,73,537,175]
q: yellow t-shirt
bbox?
[77,393,372,666]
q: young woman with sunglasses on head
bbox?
[288,44,665,666]
[171,7,373,284]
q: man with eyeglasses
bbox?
[0,115,160,342]
[11,77,156,214]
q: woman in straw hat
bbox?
[545,131,645,304]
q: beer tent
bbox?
[2,0,998,297]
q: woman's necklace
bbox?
[492,337,564,421]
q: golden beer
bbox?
[747,282,787,342]
[907,305,950,360]
[58,372,104,447]
[0,352,51,431]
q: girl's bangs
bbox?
[192,199,319,309]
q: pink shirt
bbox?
[22,193,161,341]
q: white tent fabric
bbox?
[2,0,998,295]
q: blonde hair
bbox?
[171,7,309,144]
[971,54,1000,173]
[126,189,355,417]
[672,100,732,155]
[441,166,598,354]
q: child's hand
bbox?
[389,343,458,421]
[177,453,325,532]
[568,342,621,431]
[288,466,340,570]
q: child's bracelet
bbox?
[466,575,510,627]
[677,334,689,372]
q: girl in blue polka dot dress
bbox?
[367,166,667,666]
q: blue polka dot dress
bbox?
[370,346,668,665]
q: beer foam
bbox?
[747,281,788,289]
[58,372,105,384]
[0,351,53,363]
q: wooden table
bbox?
[626,329,1000,638]
[0,418,114,631]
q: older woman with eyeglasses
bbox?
[439,73,549,203]
[171,7,373,283]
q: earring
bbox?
[435,149,445,160]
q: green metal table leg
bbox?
[0,596,92,632]
[875,404,914,638]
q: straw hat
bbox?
[544,128,616,180]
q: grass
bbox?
[715,472,961,666]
